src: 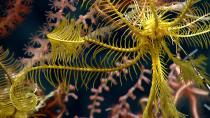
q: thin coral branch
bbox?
[108,66,151,118]
[35,83,78,118]
[0,0,32,38]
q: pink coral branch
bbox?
[108,66,151,118]
[0,0,32,38]
[168,61,210,118]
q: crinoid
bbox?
[1,0,209,117]
[44,0,210,117]
[78,0,209,117]
[0,47,37,118]
[88,0,210,118]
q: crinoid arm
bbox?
[0,57,15,117]
[16,15,146,90]
[162,42,209,86]
[10,75,38,113]
[169,1,210,48]
[47,18,86,63]
[0,47,24,79]
[170,0,194,25]
[142,47,182,118]
[0,47,31,117]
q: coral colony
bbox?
[0,0,210,118]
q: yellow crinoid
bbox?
[44,0,210,117]
[84,0,209,117]
[0,47,36,118]
[3,0,208,117]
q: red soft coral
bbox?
[0,0,32,38]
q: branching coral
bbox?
[168,57,210,118]
[35,83,77,118]
[108,66,151,118]
[0,0,32,38]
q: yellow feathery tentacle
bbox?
[47,17,140,57]
[168,1,210,49]
[170,23,210,48]
[143,46,180,118]
[0,65,15,117]
[27,50,143,73]
[10,76,38,112]
[14,111,28,118]
[0,47,24,78]
[47,18,85,63]
[162,42,208,86]
[100,0,143,35]
[83,37,140,52]
[172,28,210,37]
[0,48,24,117]
[148,0,158,28]
[170,13,210,30]
[13,48,144,89]
[170,0,193,26]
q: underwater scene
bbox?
[0,0,210,118]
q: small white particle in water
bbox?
[204,104,210,111]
